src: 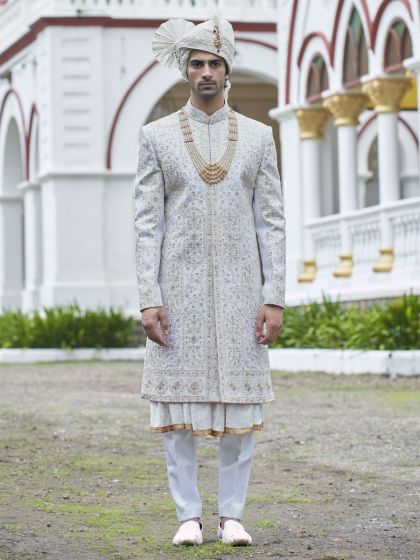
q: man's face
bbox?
[187,49,229,100]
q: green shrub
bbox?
[271,293,420,350]
[0,295,418,350]
[344,293,420,350]
[0,310,32,349]
[0,303,135,349]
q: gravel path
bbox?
[0,362,419,560]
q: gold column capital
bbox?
[322,93,368,126]
[294,107,331,139]
[362,76,412,113]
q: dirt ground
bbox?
[0,362,419,560]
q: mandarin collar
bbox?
[184,98,229,124]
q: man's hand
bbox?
[255,304,284,345]
[140,306,171,347]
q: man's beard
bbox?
[192,80,223,100]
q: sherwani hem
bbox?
[142,394,275,403]
[151,424,263,437]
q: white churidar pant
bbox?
[162,430,256,521]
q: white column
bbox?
[404,58,420,193]
[377,112,400,204]
[337,125,358,212]
[377,112,399,252]
[323,93,368,277]
[0,195,24,310]
[34,25,109,308]
[18,181,43,311]
[362,76,411,272]
[299,137,322,282]
[294,107,330,282]
[39,174,109,309]
[269,106,302,294]
[336,125,358,256]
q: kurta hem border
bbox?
[150,422,264,437]
[141,394,276,404]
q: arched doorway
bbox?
[0,118,25,310]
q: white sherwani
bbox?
[133,99,285,431]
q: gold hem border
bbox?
[150,422,264,437]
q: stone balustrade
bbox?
[311,224,341,280]
[305,197,420,286]
[389,199,420,269]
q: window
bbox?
[306,55,329,102]
[384,20,413,72]
[343,9,369,87]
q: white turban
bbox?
[152,17,235,96]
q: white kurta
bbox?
[133,99,286,433]
[149,401,264,436]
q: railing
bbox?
[348,211,381,275]
[389,199,420,268]
[0,0,278,57]
[312,224,341,280]
[307,197,420,281]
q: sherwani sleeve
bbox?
[133,127,165,311]
[252,126,286,308]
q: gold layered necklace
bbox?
[178,106,238,185]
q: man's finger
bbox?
[159,310,170,336]
[257,333,275,345]
[255,310,265,340]
[257,323,282,345]
[147,325,169,347]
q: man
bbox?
[133,15,285,546]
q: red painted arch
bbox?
[0,88,28,179]
[27,103,39,180]
[106,38,278,169]
[106,60,157,170]
[331,0,373,64]
[398,114,418,147]
[297,32,332,67]
[357,112,419,148]
[360,0,374,44]
[371,0,413,49]
[331,0,351,67]
[285,0,299,104]
[357,112,376,138]
[0,88,26,133]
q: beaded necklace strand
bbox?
[178,106,238,185]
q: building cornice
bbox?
[0,16,276,68]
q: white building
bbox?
[273,0,420,305]
[0,0,419,314]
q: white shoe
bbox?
[172,519,203,546]
[218,519,252,546]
